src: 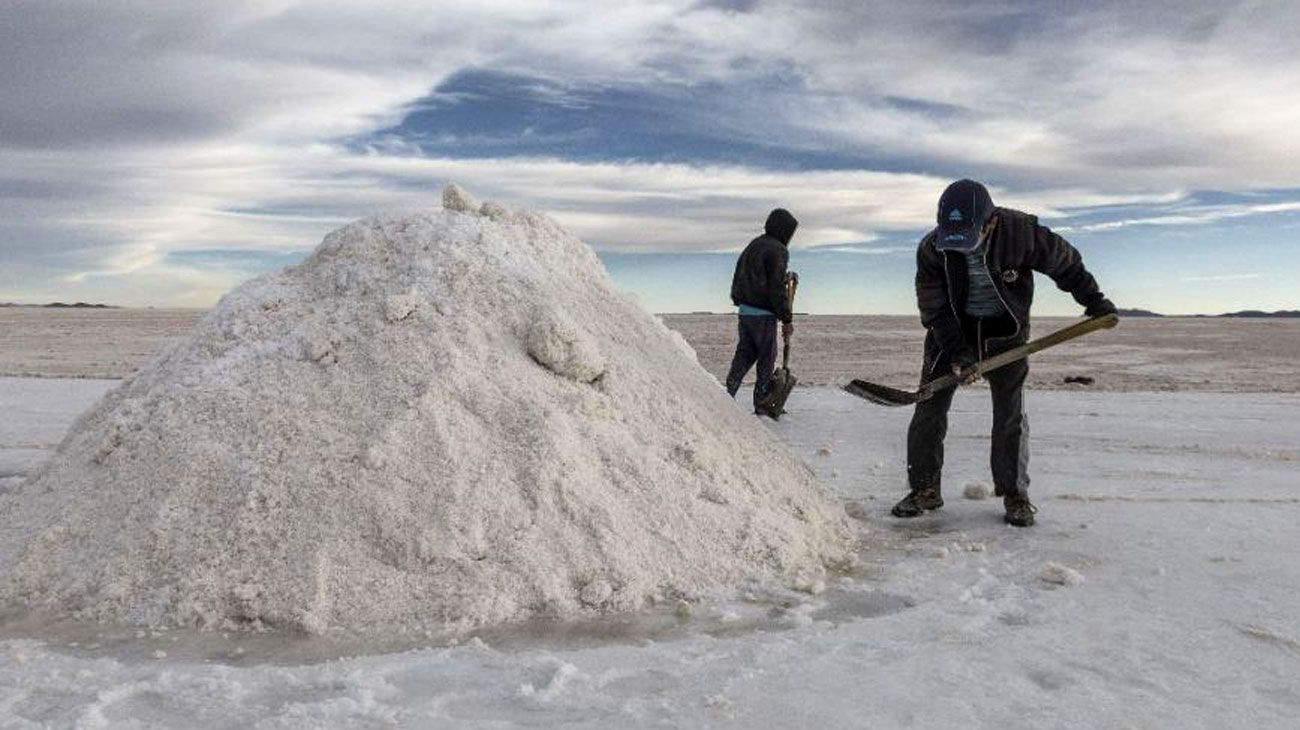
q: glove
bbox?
[1085,298,1118,318]
[951,350,980,384]
[950,349,979,384]
[952,347,979,369]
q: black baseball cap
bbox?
[934,179,994,252]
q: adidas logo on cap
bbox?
[948,209,964,222]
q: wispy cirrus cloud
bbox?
[1057,200,1300,233]
[808,245,915,256]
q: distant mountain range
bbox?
[1211,310,1300,318]
[0,302,118,309]
[1117,307,1300,318]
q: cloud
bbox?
[739,1,1300,190]
[1058,200,1300,233]
[1180,273,1264,283]
[3,1,1300,306]
[809,245,914,256]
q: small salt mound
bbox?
[962,482,991,500]
[0,187,852,634]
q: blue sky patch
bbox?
[359,69,917,171]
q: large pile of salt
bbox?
[0,186,852,634]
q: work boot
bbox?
[891,488,943,518]
[1004,495,1037,527]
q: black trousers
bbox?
[906,316,1030,499]
[725,315,778,409]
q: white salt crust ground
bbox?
[3,385,1299,728]
[0,187,852,634]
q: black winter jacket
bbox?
[730,210,798,322]
[730,235,791,321]
[916,207,1112,363]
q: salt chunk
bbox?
[1040,562,1085,587]
[527,313,606,383]
[479,201,510,221]
[962,482,991,500]
[442,183,480,213]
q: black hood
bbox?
[764,208,798,245]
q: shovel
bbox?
[843,313,1118,407]
[757,273,799,418]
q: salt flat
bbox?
[5,308,1299,392]
[0,308,201,379]
[663,313,1300,393]
[2,378,1298,728]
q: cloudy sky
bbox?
[3,0,1299,314]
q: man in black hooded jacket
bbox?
[894,180,1117,526]
[726,208,798,415]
